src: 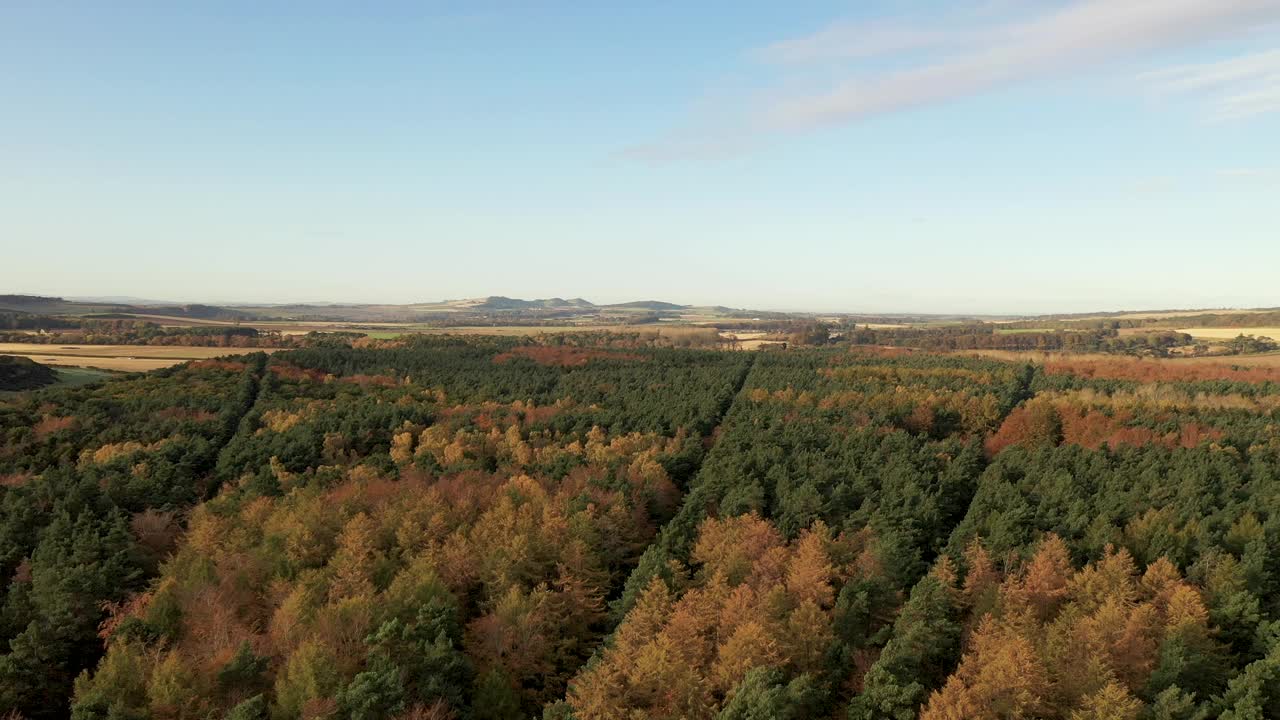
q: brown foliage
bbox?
[155,406,218,422]
[987,399,1226,455]
[33,415,75,438]
[922,538,1219,720]
[568,515,883,720]
[1044,357,1280,384]
[11,558,32,584]
[0,472,33,488]
[73,418,702,718]
[99,590,154,641]
[1057,405,1224,451]
[131,509,180,561]
[341,373,400,388]
[984,400,1061,456]
[269,362,329,382]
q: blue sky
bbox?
[2,1,1278,313]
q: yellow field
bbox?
[720,330,786,350]
[1174,352,1280,366]
[1176,327,1280,340]
[0,343,274,372]
[959,349,1280,367]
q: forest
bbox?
[0,357,58,392]
[3,336,1280,718]
[0,319,321,348]
[842,325,1204,355]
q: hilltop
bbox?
[0,294,716,325]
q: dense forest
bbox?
[0,319,324,348]
[4,338,1280,718]
[1002,309,1280,331]
[0,357,57,392]
[842,325,1206,355]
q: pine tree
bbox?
[848,575,961,720]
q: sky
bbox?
[2,0,1279,314]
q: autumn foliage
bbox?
[1044,357,1280,384]
[5,338,1280,719]
[986,397,1227,455]
[922,536,1222,720]
[568,515,880,720]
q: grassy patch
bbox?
[53,366,115,387]
[0,366,114,399]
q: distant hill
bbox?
[4,294,715,321]
[460,296,599,311]
[0,295,79,313]
[0,356,58,391]
[0,295,250,322]
[0,294,62,307]
[0,295,128,314]
[161,304,252,320]
[87,304,254,323]
[19,293,1280,325]
[604,300,689,311]
[67,295,181,306]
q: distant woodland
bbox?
[0,357,57,392]
[0,318,312,348]
[842,325,1201,354]
[3,337,1280,718]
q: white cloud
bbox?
[1129,175,1177,194]
[629,0,1280,159]
[766,0,1280,131]
[755,2,1052,65]
[1214,85,1280,119]
[758,21,971,65]
[1140,47,1280,120]
[1216,167,1277,178]
[1141,49,1280,93]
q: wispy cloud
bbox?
[1140,48,1280,120]
[628,0,1280,161]
[757,21,971,65]
[767,0,1279,131]
[1213,86,1280,120]
[1129,175,1177,194]
[754,2,1051,66]
[1216,167,1277,178]
[1141,49,1280,94]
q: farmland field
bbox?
[49,366,115,385]
[1176,326,1280,340]
[0,342,275,371]
[959,347,1280,367]
[1056,308,1279,321]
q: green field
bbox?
[0,366,113,398]
[51,366,115,386]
